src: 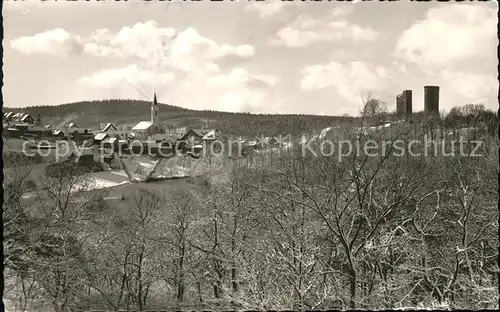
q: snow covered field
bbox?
[73,169,131,192]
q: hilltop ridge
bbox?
[3,99,356,137]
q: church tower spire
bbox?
[151,91,159,124]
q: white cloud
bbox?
[216,90,268,113]
[272,7,378,47]
[166,27,254,72]
[78,64,174,89]
[207,68,280,89]
[395,4,497,68]
[329,6,355,18]
[207,68,251,88]
[301,61,388,102]
[438,70,496,108]
[217,92,252,113]
[392,4,497,111]
[77,56,274,114]
[84,21,175,62]
[246,2,304,19]
[84,24,254,73]
[10,28,83,56]
[191,67,279,113]
[246,2,287,19]
[10,22,255,75]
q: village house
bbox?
[10,113,22,122]
[22,114,35,124]
[65,122,80,136]
[23,125,46,138]
[175,126,188,139]
[93,132,109,145]
[102,137,120,152]
[3,112,37,131]
[97,122,129,141]
[4,112,14,122]
[52,129,66,139]
[12,113,35,124]
[67,147,100,165]
[202,128,224,141]
[65,123,94,145]
[181,129,211,144]
[99,123,117,133]
[4,127,21,137]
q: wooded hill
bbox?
[4,99,356,137]
[3,100,497,137]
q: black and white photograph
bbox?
[2,0,498,311]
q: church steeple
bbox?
[151,91,159,124]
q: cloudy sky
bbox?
[3,1,498,115]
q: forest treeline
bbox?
[4,100,497,137]
[4,99,353,137]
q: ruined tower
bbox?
[396,93,405,117]
[403,90,412,121]
[396,90,412,120]
[424,86,440,118]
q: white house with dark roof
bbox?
[132,121,154,132]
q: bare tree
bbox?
[3,158,42,311]
[159,188,198,304]
[360,95,388,122]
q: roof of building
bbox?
[186,128,212,138]
[132,121,154,130]
[94,132,108,141]
[101,123,117,132]
[151,133,177,142]
[103,137,117,144]
[53,130,63,135]
[202,129,221,140]
[5,112,14,118]
[20,114,32,121]
[67,122,79,128]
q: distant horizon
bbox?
[2,96,494,118]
